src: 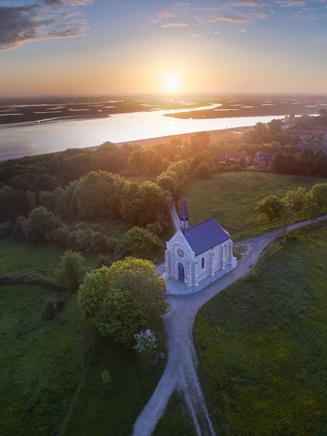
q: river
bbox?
[0,104,286,161]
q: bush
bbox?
[43,301,56,320]
[0,223,12,238]
[256,195,286,222]
[12,216,27,241]
[133,329,157,356]
[55,250,86,292]
[101,370,112,386]
[25,206,61,243]
[122,227,163,259]
[195,162,212,179]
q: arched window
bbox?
[201,257,205,269]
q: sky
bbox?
[1,0,327,96]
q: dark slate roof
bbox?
[182,218,230,255]
[179,199,189,220]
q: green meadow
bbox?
[194,222,327,435]
[0,240,165,436]
[185,171,325,240]
[154,392,196,436]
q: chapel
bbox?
[164,200,237,290]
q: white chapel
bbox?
[164,200,238,293]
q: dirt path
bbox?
[132,215,327,436]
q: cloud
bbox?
[161,22,189,29]
[228,0,268,7]
[213,11,270,23]
[276,0,306,7]
[154,9,175,22]
[0,0,90,51]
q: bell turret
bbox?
[179,199,189,230]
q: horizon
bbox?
[2,91,327,101]
[1,1,327,97]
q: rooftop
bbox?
[182,218,230,255]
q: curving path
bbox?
[132,215,327,436]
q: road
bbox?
[132,215,327,436]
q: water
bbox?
[0,104,286,161]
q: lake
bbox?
[0,104,286,161]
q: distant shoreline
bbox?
[115,126,251,147]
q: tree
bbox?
[195,162,212,179]
[131,181,170,227]
[0,186,35,223]
[122,227,163,259]
[156,173,177,195]
[55,250,86,292]
[78,258,167,345]
[24,206,60,243]
[306,201,320,221]
[284,187,307,214]
[268,119,282,135]
[256,195,286,222]
[308,183,327,209]
[167,160,190,181]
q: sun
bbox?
[163,74,182,93]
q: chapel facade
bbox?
[164,200,237,290]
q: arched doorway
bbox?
[178,263,185,282]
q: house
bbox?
[164,201,238,293]
[254,151,273,170]
[215,151,242,163]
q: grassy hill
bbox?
[185,171,325,240]
[0,239,166,436]
[194,222,327,435]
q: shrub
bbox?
[25,206,61,243]
[133,329,157,356]
[122,227,163,259]
[55,250,86,292]
[195,162,212,179]
[0,222,12,238]
[101,370,112,385]
[12,216,27,241]
[43,301,56,320]
[256,195,286,222]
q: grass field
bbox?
[0,239,98,276]
[0,283,166,436]
[0,234,166,435]
[154,392,196,436]
[185,171,325,240]
[72,217,131,240]
[0,285,87,436]
[194,222,327,435]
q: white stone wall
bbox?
[165,232,235,288]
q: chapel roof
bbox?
[182,218,230,255]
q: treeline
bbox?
[0,170,174,260]
[271,149,327,178]
[0,170,170,225]
[0,132,231,195]
[256,183,327,222]
[245,119,298,146]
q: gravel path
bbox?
[132,215,327,436]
